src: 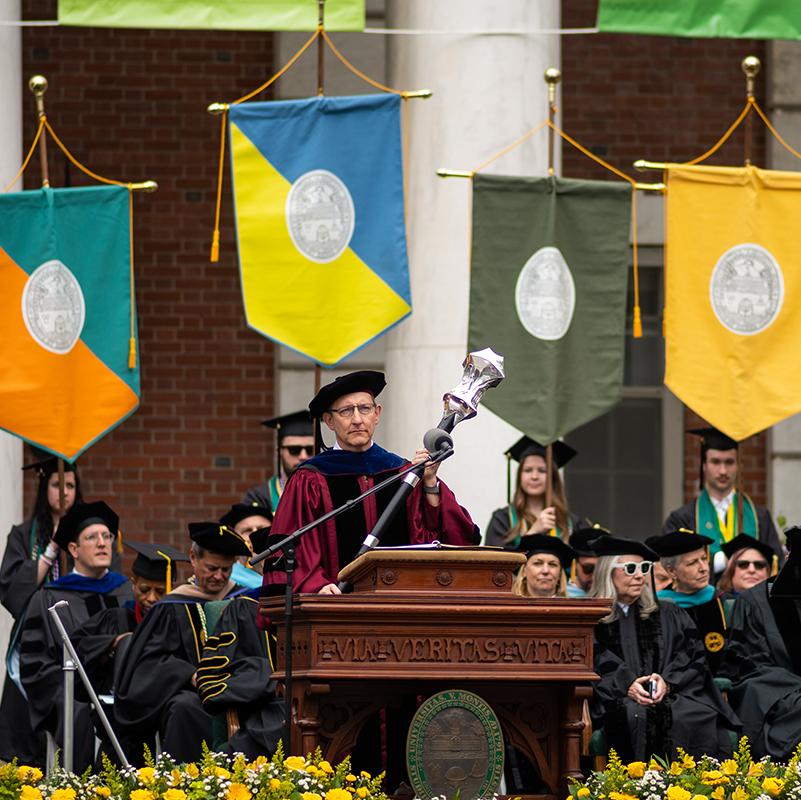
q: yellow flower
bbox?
[682,755,696,769]
[18,767,43,784]
[733,788,749,800]
[578,789,591,798]
[185,765,199,779]
[712,788,726,800]
[325,790,352,800]
[748,764,764,777]
[319,762,333,775]
[131,791,155,800]
[359,772,371,780]
[702,771,730,786]
[356,790,368,799]
[721,761,738,776]
[20,787,42,800]
[666,786,692,800]
[95,790,111,799]
[269,779,281,790]
[692,795,707,800]
[346,776,357,783]
[249,756,268,770]
[138,768,157,785]
[307,766,319,776]
[215,768,231,780]
[164,790,187,800]
[627,762,647,779]
[226,784,252,800]
[52,790,77,800]
[762,778,784,797]
[609,793,638,800]
[284,757,307,771]
[669,763,683,776]
[648,759,663,772]
[302,795,322,800]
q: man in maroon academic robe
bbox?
[265,370,479,594]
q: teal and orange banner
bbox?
[0,185,140,460]
[228,94,411,366]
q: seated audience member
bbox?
[197,525,282,758]
[719,526,801,760]
[716,533,775,621]
[114,523,250,764]
[650,529,728,673]
[219,503,273,589]
[646,536,675,591]
[512,534,576,598]
[19,502,132,772]
[588,535,737,761]
[485,437,580,549]
[566,524,610,598]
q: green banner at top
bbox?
[597,0,801,40]
[58,0,365,31]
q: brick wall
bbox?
[562,0,768,505]
[21,1,277,550]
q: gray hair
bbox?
[190,542,205,558]
[659,554,681,573]
[587,554,658,622]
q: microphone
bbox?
[423,427,454,455]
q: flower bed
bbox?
[569,741,801,800]
[3,746,387,800]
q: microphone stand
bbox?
[337,446,454,593]
[250,445,453,756]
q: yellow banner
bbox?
[665,163,801,441]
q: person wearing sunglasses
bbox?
[650,529,729,674]
[242,410,315,513]
[265,370,478,596]
[715,533,776,620]
[565,524,609,598]
[587,534,737,761]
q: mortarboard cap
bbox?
[505,436,577,467]
[770,526,801,598]
[22,446,78,479]
[649,528,714,558]
[248,525,274,556]
[54,501,118,550]
[125,540,188,588]
[592,535,659,561]
[688,427,739,453]
[189,522,251,557]
[219,503,273,530]
[308,370,386,419]
[516,534,577,569]
[261,410,313,441]
[570,523,610,556]
[720,533,777,564]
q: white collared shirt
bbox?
[711,490,735,521]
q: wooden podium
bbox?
[261,547,610,798]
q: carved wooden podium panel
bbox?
[261,548,610,799]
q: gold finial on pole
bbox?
[742,56,760,166]
[207,102,229,115]
[28,75,50,188]
[317,0,325,96]
[544,68,561,177]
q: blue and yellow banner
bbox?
[0,185,140,460]
[228,94,411,366]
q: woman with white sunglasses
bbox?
[587,535,738,761]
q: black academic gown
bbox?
[114,586,241,765]
[591,602,738,761]
[662,499,783,565]
[197,593,282,758]
[484,506,582,548]
[718,580,801,760]
[18,573,132,772]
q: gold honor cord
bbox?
[5,76,157,371]
[156,549,172,593]
[207,23,432,263]
[437,68,661,339]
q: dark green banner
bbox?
[468,174,631,443]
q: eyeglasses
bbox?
[735,558,769,571]
[81,531,115,544]
[282,445,314,456]
[615,561,653,576]
[577,562,595,575]
[328,403,377,419]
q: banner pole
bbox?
[317,0,325,96]
[544,68,560,176]
[545,442,553,510]
[29,75,50,187]
[742,56,760,167]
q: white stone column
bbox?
[0,0,24,676]
[382,1,560,534]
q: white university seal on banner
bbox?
[21,259,86,354]
[515,246,576,341]
[286,169,355,263]
[709,243,783,335]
